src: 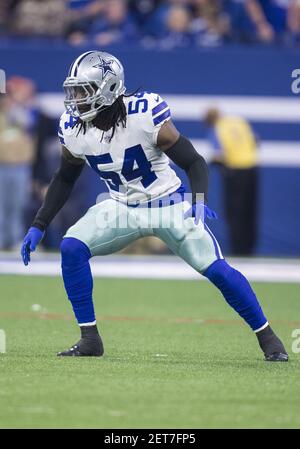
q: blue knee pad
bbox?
[61,237,95,325]
[203,259,267,331]
[61,237,91,266]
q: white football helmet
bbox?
[63,50,126,122]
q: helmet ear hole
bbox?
[110,83,116,92]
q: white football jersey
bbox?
[58,92,181,205]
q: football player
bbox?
[21,51,288,361]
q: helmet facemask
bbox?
[63,77,125,122]
[63,79,109,122]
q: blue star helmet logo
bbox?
[92,57,116,78]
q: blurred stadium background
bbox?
[0,0,300,269]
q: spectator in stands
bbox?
[89,0,138,46]
[2,0,300,47]
[67,0,106,46]
[11,0,68,38]
[287,0,300,43]
[224,0,256,43]
[68,0,95,8]
[0,0,20,35]
[68,0,138,47]
[129,0,162,37]
[244,0,292,43]
[157,0,228,48]
[204,107,258,256]
[191,0,230,46]
[0,1,8,34]
[0,76,36,250]
[223,0,300,44]
[160,4,194,48]
[147,0,190,40]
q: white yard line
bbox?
[0,254,299,283]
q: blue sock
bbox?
[203,259,268,331]
[61,237,95,325]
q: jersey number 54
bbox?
[86,144,157,191]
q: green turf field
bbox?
[0,275,300,429]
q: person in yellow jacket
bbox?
[204,108,258,256]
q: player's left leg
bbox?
[154,201,288,362]
[57,199,143,357]
[59,237,103,356]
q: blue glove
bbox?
[21,227,44,266]
[184,202,218,225]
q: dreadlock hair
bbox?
[72,93,130,142]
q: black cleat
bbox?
[57,324,104,357]
[265,352,288,362]
[57,339,104,357]
[57,342,86,357]
[256,325,288,362]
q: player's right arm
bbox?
[21,145,85,266]
[157,119,217,224]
